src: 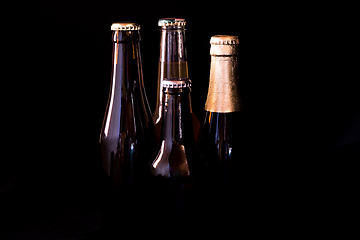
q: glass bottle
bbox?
[99,22,156,236]
[153,18,200,140]
[197,35,243,189]
[148,78,205,218]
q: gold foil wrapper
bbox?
[205,35,242,113]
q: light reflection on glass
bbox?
[152,140,165,168]
[104,44,118,137]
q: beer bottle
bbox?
[99,22,156,237]
[149,78,205,219]
[197,35,243,194]
[153,18,200,140]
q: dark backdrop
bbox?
[1,1,358,238]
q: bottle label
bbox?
[205,56,242,112]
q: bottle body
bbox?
[153,18,199,140]
[99,23,156,236]
[198,111,243,184]
[149,79,205,218]
[100,24,156,188]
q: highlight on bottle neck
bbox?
[160,78,193,144]
[210,35,239,56]
[111,22,141,42]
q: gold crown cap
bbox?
[162,78,191,89]
[158,18,186,26]
[210,35,239,45]
[111,22,140,30]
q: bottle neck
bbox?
[102,31,143,138]
[155,26,189,124]
[159,26,188,65]
[160,88,194,144]
[111,30,144,90]
[205,54,242,113]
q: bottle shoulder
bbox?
[197,110,244,159]
[149,140,204,179]
[199,111,244,134]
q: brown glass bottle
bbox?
[153,18,200,141]
[148,78,206,219]
[197,35,243,192]
[99,22,156,237]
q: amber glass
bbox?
[197,111,243,184]
[153,19,199,140]
[148,79,206,218]
[99,23,156,237]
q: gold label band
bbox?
[210,44,238,56]
[205,56,242,113]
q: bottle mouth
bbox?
[112,30,141,43]
[111,22,141,42]
[159,26,186,31]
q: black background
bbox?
[2,1,359,238]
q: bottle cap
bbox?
[158,18,186,27]
[210,35,239,45]
[162,78,191,89]
[210,35,239,56]
[111,22,141,31]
